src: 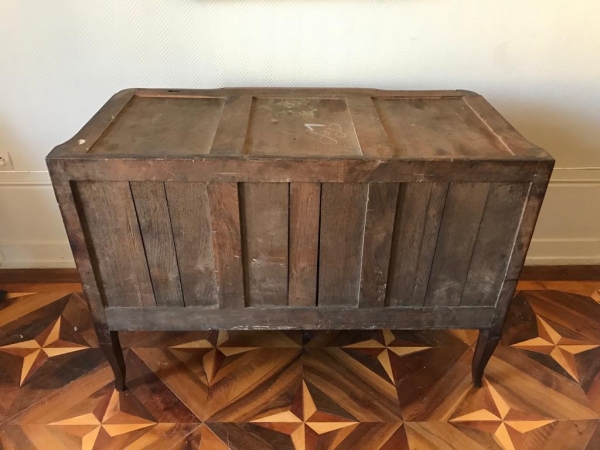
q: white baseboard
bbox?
[0,242,76,269]
[526,238,600,265]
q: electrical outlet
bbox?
[0,151,14,170]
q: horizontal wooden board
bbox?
[57,158,540,183]
[105,306,496,331]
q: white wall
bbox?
[1,0,599,268]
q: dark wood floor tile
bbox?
[504,291,600,389]
[395,346,473,422]
[486,346,598,421]
[302,348,402,422]
[1,351,200,449]
[523,291,600,343]
[0,294,103,423]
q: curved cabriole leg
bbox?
[472,327,502,388]
[95,323,127,391]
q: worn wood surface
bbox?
[288,183,320,307]
[105,306,496,331]
[425,182,490,307]
[210,95,253,156]
[74,181,155,308]
[461,182,530,306]
[386,183,447,307]
[240,183,289,306]
[130,182,184,307]
[207,183,245,309]
[318,183,369,307]
[359,182,399,308]
[91,96,225,156]
[164,182,219,307]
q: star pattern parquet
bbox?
[0,282,599,449]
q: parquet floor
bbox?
[0,281,599,449]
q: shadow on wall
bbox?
[491,102,600,170]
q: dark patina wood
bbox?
[47,88,553,390]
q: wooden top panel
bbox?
[90,96,225,156]
[48,88,552,162]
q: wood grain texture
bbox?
[210,95,253,155]
[288,183,320,307]
[74,181,155,308]
[318,183,369,307]
[130,182,184,307]
[58,158,539,184]
[461,183,529,307]
[345,96,397,158]
[387,183,436,307]
[247,98,361,157]
[374,97,512,158]
[207,183,245,309]
[240,183,289,306]
[359,182,399,308]
[105,306,496,331]
[90,96,225,156]
[410,183,450,306]
[165,182,219,307]
[425,182,491,307]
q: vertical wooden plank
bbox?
[425,182,490,307]
[74,181,155,307]
[130,182,184,307]
[210,95,253,155]
[318,183,369,307]
[165,182,219,307]
[410,182,449,305]
[461,183,529,306]
[359,182,399,307]
[207,183,245,309]
[240,183,289,306]
[288,183,320,307]
[386,183,433,307]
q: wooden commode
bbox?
[47,88,553,391]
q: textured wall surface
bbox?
[1,0,599,267]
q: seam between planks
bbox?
[458,184,493,305]
[422,182,452,306]
[128,182,157,306]
[162,182,185,306]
